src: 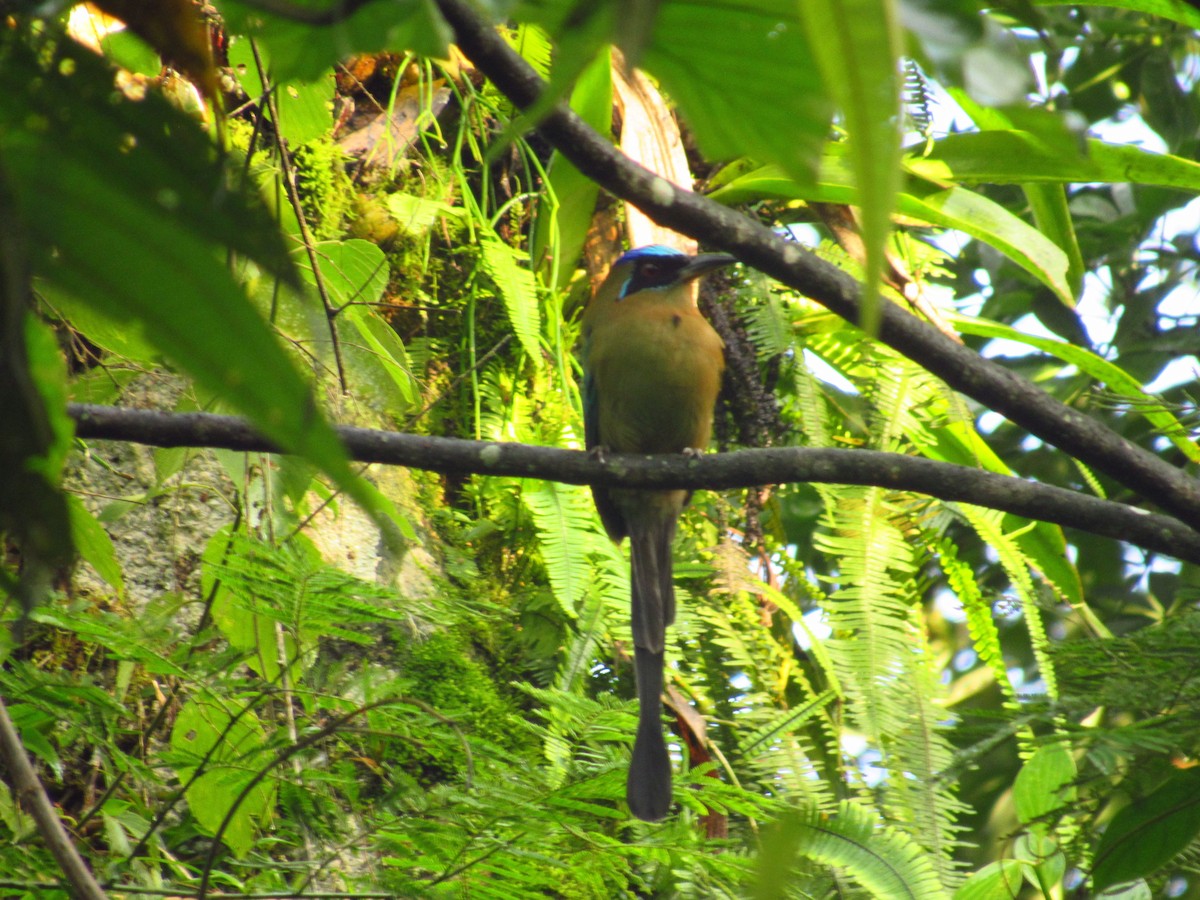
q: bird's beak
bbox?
[677,252,738,282]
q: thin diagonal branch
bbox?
[67,403,1200,565]
[250,39,349,393]
[431,0,1200,533]
[0,695,107,900]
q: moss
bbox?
[390,629,537,781]
[292,140,355,240]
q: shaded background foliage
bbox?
[1,0,1200,897]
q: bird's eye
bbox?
[641,263,660,277]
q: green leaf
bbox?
[304,238,389,309]
[342,304,419,409]
[385,193,463,236]
[640,0,830,189]
[1024,183,1084,303]
[926,422,1088,617]
[202,527,285,682]
[36,279,162,366]
[227,36,334,147]
[1015,831,1065,891]
[952,860,1026,900]
[1098,880,1152,900]
[1014,741,1076,824]
[170,698,276,857]
[950,313,1200,464]
[1,32,382,525]
[709,153,1074,306]
[908,132,1200,192]
[219,0,452,84]
[522,480,597,618]
[65,494,123,594]
[97,29,161,77]
[480,236,541,361]
[799,0,903,332]
[1092,769,1200,891]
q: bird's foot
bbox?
[589,444,611,464]
[681,447,704,459]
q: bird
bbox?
[581,244,734,821]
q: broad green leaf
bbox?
[908,132,1200,192]
[227,36,334,147]
[386,193,463,236]
[480,236,541,361]
[65,494,123,594]
[0,313,74,613]
[218,0,451,84]
[97,29,161,77]
[1014,741,1077,823]
[1015,831,1066,892]
[1023,183,1083,303]
[800,0,903,333]
[950,313,1200,464]
[514,0,829,186]
[1099,883,1152,897]
[946,95,1086,304]
[709,152,1074,306]
[343,305,419,409]
[640,0,830,189]
[1,32,382,525]
[1098,880,1152,899]
[952,860,1026,900]
[170,697,276,857]
[0,34,294,286]
[68,366,141,406]
[303,239,389,309]
[36,279,162,366]
[1093,769,1200,891]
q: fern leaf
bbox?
[522,479,598,618]
[772,800,951,899]
[480,235,541,361]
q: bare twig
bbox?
[250,39,349,393]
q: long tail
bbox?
[626,514,677,821]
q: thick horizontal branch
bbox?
[432,0,1200,534]
[69,404,1200,564]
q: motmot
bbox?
[582,244,735,821]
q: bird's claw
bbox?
[589,445,611,464]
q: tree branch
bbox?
[68,403,1200,565]
[431,0,1200,534]
[0,694,107,900]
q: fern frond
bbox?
[779,800,951,899]
[521,479,599,618]
[480,235,542,361]
[903,59,936,150]
[742,293,794,359]
[964,507,1059,702]
[937,537,1011,701]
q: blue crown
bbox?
[616,244,686,265]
